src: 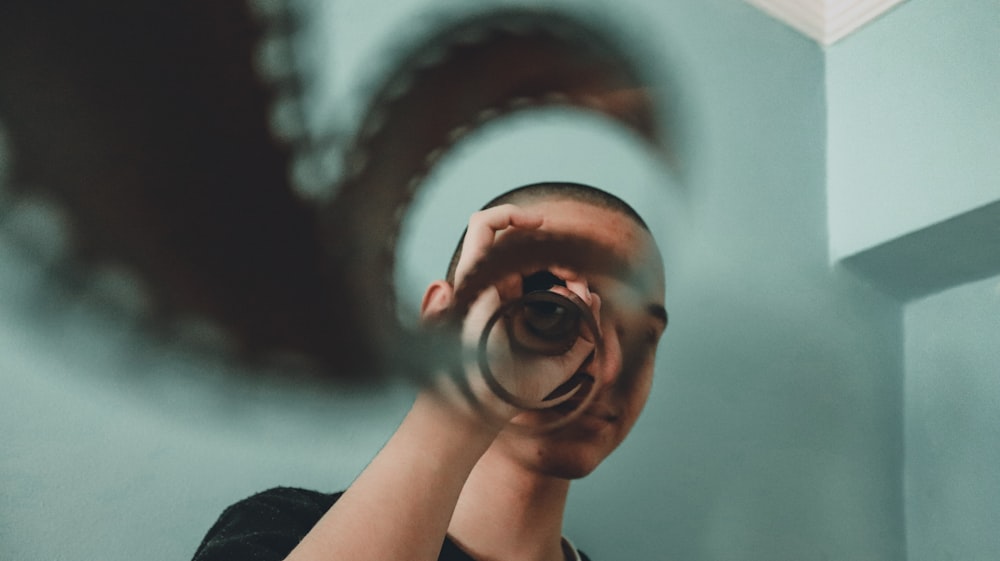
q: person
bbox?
[192,182,668,561]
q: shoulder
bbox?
[211,487,342,531]
[233,486,340,514]
[191,487,343,561]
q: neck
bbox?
[448,445,571,561]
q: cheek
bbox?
[628,369,654,413]
[615,353,656,418]
[615,323,657,382]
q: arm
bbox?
[283,390,500,561]
[283,205,596,561]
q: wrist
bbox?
[412,385,506,446]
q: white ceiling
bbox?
[744,0,909,45]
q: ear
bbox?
[420,280,454,323]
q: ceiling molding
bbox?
[744,0,908,45]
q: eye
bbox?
[505,294,583,355]
[522,300,578,340]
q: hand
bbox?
[470,281,602,417]
[452,205,601,422]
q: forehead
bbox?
[516,198,665,298]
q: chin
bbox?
[492,413,627,479]
[536,460,600,480]
[512,436,615,480]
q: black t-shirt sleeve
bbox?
[191,486,593,561]
[191,487,341,561]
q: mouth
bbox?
[547,375,620,423]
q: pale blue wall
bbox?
[565,2,903,559]
[904,274,1000,561]
[826,2,1000,560]
[0,1,914,560]
[387,1,906,559]
[826,0,1000,261]
[0,240,415,561]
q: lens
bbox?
[474,288,602,428]
[505,291,583,356]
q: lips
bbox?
[548,376,620,423]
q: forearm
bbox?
[283,390,499,561]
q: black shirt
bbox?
[192,487,591,561]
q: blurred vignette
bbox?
[0,1,666,387]
[6,1,997,561]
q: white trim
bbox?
[744,0,909,45]
[745,0,824,42]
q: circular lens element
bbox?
[506,291,583,356]
[476,289,601,427]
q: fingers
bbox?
[547,265,592,306]
[561,291,601,353]
[454,205,595,309]
[454,204,543,288]
[493,272,523,303]
[451,204,608,411]
[587,292,602,339]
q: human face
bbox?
[489,198,667,479]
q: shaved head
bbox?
[446,182,649,283]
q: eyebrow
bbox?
[647,304,669,329]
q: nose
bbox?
[581,322,623,388]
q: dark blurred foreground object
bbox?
[0,1,666,383]
[0,0,327,355]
